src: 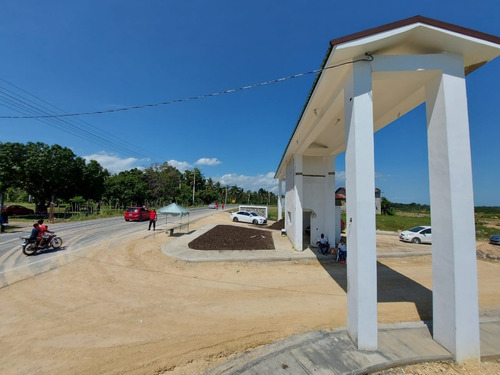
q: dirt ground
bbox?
[1,213,499,375]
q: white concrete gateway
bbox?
[274,16,500,362]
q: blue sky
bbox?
[0,1,499,205]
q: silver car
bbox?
[230,211,267,225]
[399,226,432,244]
[490,234,500,245]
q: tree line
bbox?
[0,142,278,211]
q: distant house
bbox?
[335,187,381,214]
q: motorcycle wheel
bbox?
[51,237,63,249]
[23,243,38,256]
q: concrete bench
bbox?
[167,223,188,236]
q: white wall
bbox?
[302,155,336,247]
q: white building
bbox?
[274,16,500,362]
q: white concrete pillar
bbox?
[425,56,480,362]
[344,61,378,350]
[325,156,336,245]
[293,155,304,250]
[278,179,283,221]
[334,206,341,243]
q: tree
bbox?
[22,143,87,211]
[81,160,109,201]
[103,169,148,207]
[381,197,395,215]
[0,142,26,198]
[143,162,181,206]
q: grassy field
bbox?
[269,205,498,241]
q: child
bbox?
[337,238,347,263]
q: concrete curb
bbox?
[204,317,500,375]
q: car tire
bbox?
[411,237,421,244]
[252,219,258,225]
[125,219,129,221]
[233,217,238,222]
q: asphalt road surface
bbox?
[0,206,227,288]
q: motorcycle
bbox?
[21,234,63,256]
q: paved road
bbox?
[0,206,226,288]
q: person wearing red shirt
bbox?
[148,209,157,231]
[37,219,54,247]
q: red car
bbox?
[124,207,150,221]
[3,205,35,216]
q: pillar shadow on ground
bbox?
[319,260,433,328]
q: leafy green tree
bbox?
[22,143,86,211]
[81,160,109,201]
[381,196,395,215]
[103,168,148,207]
[144,162,181,205]
[0,142,26,198]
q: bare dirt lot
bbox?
[1,212,499,375]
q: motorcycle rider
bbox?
[29,223,44,249]
[37,219,54,248]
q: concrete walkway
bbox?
[161,223,499,374]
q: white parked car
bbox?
[399,226,432,244]
[230,211,267,225]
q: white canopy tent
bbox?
[157,203,190,234]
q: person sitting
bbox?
[336,238,347,263]
[38,219,54,247]
[29,223,44,249]
[316,233,329,255]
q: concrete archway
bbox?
[274,16,500,362]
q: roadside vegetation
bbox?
[0,141,278,217]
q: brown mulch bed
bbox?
[188,225,275,250]
[268,218,284,230]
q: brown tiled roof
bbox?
[329,15,500,48]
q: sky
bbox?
[0,1,499,205]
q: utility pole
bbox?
[192,170,196,206]
[225,186,227,207]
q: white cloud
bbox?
[83,152,149,174]
[195,157,221,166]
[215,172,278,192]
[167,159,192,172]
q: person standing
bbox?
[0,208,7,233]
[148,209,157,231]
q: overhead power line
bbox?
[0,79,166,162]
[0,54,374,120]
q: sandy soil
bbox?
[1,213,499,375]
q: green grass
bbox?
[376,212,431,232]
[268,206,278,221]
